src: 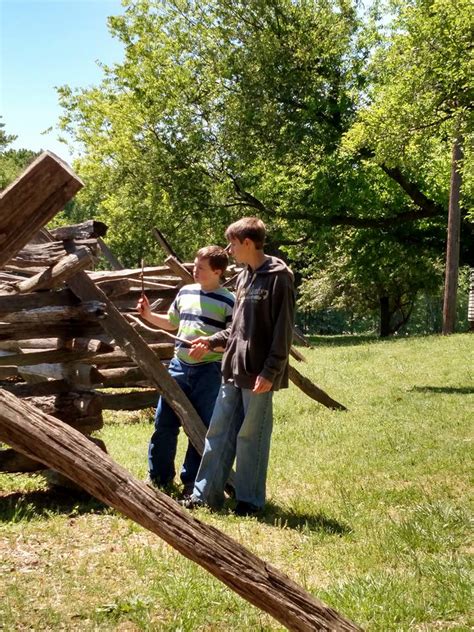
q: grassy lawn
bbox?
[1,333,472,631]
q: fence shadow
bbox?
[412,386,474,394]
[0,488,108,523]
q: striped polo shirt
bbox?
[168,283,235,364]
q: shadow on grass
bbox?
[259,501,352,535]
[412,386,474,394]
[0,488,108,523]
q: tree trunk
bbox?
[0,390,361,632]
[442,134,463,334]
[379,296,391,338]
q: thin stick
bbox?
[141,258,145,300]
[127,314,192,347]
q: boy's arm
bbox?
[188,329,229,360]
[259,273,295,385]
[136,296,178,331]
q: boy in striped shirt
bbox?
[137,246,234,497]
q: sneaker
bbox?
[181,482,195,499]
[234,501,260,517]
[224,482,236,499]
[179,495,205,510]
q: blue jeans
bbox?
[193,382,273,509]
[148,357,222,486]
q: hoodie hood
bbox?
[248,256,294,278]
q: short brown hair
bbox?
[225,217,266,250]
[196,245,229,273]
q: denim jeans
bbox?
[148,357,222,486]
[193,382,273,509]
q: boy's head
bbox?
[193,245,229,290]
[225,217,266,250]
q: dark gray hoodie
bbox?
[208,256,295,391]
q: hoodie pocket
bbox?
[233,338,252,376]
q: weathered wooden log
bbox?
[0,322,103,341]
[88,266,179,283]
[24,392,103,433]
[289,346,307,363]
[49,220,108,241]
[2,264,45,277]
[66,268,208,454]
[3,379,71,398]
[71,338,115,353]
[0,152,83,268]
[96,277,133,298]
[99,389,158,410]
[95,278,176,299]
[89,342,174,366]
[0,390,361,632]
[153,227,182,260]
[0,366,17,379]
[17,363,101,388]
[112,294,175,313]
[15,247,94,293]
[0,288,79,314]
[0,347,106,367]
[0,301,106,325]
[288,365,347,411]
[165,254,194,283]
[94,366,149,388]
[293,326,312,348]
[9,239,99,268]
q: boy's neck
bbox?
[199,279,221,292]
[246,249,266,271]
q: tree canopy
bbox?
[56,0,473,334]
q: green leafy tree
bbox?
[344,0,474,332]
[0,120,38,190]
[57,0,458,335]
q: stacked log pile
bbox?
[0,225,198,473]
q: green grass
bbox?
[1,333,472,631]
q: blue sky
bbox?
[1,0,124,163]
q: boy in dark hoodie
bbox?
[184,217,295,515]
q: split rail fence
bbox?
[0,152,358,631]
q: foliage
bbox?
[0,120,38,190]
[56,0,471,331]
[298,228,445,334]
[57,0,369,264]
[344,0,474,219]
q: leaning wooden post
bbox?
[0,151,83,268]
[0,390,361,632]
[288,365,347,411]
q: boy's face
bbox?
[228,237,250,264]
[193,257,222,289]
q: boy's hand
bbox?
[253,375,272,394]
[136,295,151,319]
[189,336,210,360]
